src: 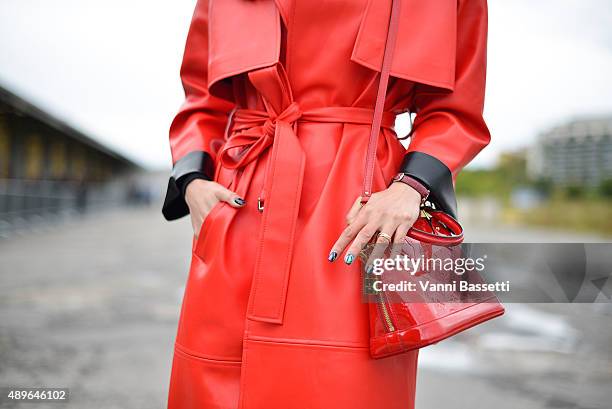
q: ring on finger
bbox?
[377,232,392,242]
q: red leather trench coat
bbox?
[162,0,490,408]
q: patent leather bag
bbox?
[361,0,505,359]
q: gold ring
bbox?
[377,232,392,242]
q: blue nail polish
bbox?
[365,264,373,274]
[234,198,246,206]
[328,251,338,262]
[344,253,355,265]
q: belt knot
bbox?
[263,101,302,136]
[220,101,303,170]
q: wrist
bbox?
[184,178,211,202]
[389,173,430,204]
[388,180,422,203]
[180,172,208,198]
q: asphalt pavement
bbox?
[0,206,611,409]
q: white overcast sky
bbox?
[1,0,611,170]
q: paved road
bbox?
[0,207,611,408]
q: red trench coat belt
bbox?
[218,63,395,325]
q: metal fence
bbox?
[0,175,156,238]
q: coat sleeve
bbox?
[398,0,490,219]
[162,0,236,221]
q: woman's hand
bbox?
[328,182,422,264]
[185,179,245,237]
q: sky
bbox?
[1,0,611,170]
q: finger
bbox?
[328,216,367,262]
[389,222,412,260]
[344,222,380,265]
[345,196,363,225]
[394,222,412,244]
[365,222,397,272]
[215,186,246,207]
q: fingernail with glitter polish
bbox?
[328,251,338,262]
[344,253,354,265]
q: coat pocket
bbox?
[193,201,225,258]
[168,343,241,409]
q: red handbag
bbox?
[361,0,504,359]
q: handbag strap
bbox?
[361,0,402,203]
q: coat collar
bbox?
[208,0,457,98]
[208,0,281,96]
[350,0,457,91]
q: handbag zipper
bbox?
[363,249,396,333]
[378,292,395,332]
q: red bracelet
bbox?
[390,173,430,204]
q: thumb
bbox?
[215,186,246,208]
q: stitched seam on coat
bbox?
[247,338,369,351]
[248,334,369,349]
[174,342,242,363]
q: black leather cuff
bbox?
[398,151,458,218]
[161,151,215,221]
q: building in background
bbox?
[527,116,612,186]
[0,84,142,236]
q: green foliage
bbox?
[508,199,612,235]
[456,149,612,234]
[599,178,612,197]
[456,150,530,200]
[455,169,505,197]
[564,184,586,199]
[531,177,554,195]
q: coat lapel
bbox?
[208,0,281,95]
[208,0,458,97]
[351,0,457,91]
[273,0,291,26]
